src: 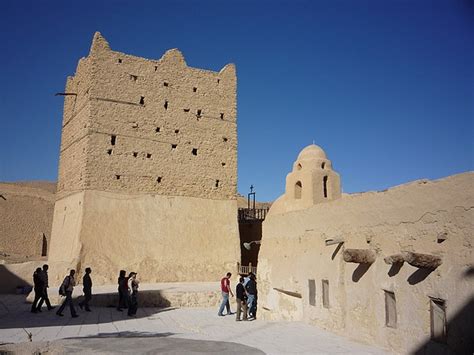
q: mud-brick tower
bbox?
[48,32,239,284]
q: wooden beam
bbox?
[325,238,345,246]
[403,251,442,269]
[384,254,405,265]
[343,249,376,264]
[273,288,302,298]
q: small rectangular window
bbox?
[139,96,145,105]
[308,279,316,306]
[171,144,177,149]
[111,135,116,145]
[157,176,162,183]
[192,148,198,156]
[164,100,168,110]
[430,298,447,342]
[146,153,152,159]
[322,280,329,308]
[384,290,397,328]
[163,82,169,87]
[220,113,224,119]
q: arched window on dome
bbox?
[323,176,328,198]
[295,181,302,199]
[321,162,325,169]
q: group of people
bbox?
[31,266,140,318]
[31,265,92,317]
[218,272,258,321]
[116,270,140,317]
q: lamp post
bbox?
[243,240,261,250]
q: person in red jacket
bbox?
[218,272,234,316]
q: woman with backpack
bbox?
[56,269,78,318]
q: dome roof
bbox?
[297,144,327,160]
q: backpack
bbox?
[59,276,70,296]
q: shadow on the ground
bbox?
[0,293,178,331]
[66,331,176,339]
[0,336,265,354]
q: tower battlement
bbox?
[57,32,237,200]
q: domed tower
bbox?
[269,144,341,215]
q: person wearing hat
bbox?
[127,272,139,317]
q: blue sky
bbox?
[0,0,472,201]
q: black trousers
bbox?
[57,291,77,316]
[79,289,92,310]
[128,292,138,316]
[37,287,52,310]
[118,289,127,309]
[31,288,42,312]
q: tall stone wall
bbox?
[49,32,240,284]
[258,173,474,354]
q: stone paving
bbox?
[0,294,389,354]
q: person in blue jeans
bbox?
[245,273,257,320]
[218,272,234,316]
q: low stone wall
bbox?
[27,282,221,308]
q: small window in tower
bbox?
[295,181,302,199]
[155,127,161,133]
[430,298,447,342]
[321,162,326,169]
[164,100,168,110]
[111,135,116,146]
[130,74,138,81]
[192,148,198,156]
[139,96,145,105]
[215,179,220,188]
[385,290,397,328]
[193,87,197,92]
[146,153,152,159]
[221,162,226,166]
[322,280,329,308]
[323,176,328,198]
[118,58,122,63]
[133,152,138,158]
[154,65,158,71]
[217,78,220,84]
[171,144,177,149]
[163,82,169,87]
[297,163,302,170]
[196,109,202,117]
[107,149,113,155]
[116,175,121,180]
[223,137,228,142]
[157,176,162,183]
[183,108,190,112]
[175,129,179,134]
[308,279,316,306]
[220,113,224,120]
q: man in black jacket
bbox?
[31,267,44,313]
[78,267,92,312]
[245,273,258,320]
[235,277,248,321]
[37,264,55,311]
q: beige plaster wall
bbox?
[0,182,55,258]
[258,172,474,354]
[48,190,240,285]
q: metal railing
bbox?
[237,262,257,275]
[238,208,268,222]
